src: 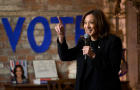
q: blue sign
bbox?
[1,16,84,53]
[27,16,51,53]
[2,17,25,52]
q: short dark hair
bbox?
[82,9,110,38]
[13,65,25,79]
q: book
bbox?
[33,78,59,84]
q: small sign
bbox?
[0,63,3,68]
[33,60,58,79]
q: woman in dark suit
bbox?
[55,9,122,90]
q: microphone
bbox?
[84,33,90,60]
[84,33,90,45]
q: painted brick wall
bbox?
[0,0,126,89]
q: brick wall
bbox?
[0,0,126,89]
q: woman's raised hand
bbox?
[55,17,65,43]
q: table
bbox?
[4,79,131,90]
[4,79,75,90]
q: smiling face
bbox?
[16,67,22,78]
[82,10,110,39]
[83,14,96,37]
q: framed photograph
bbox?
[10,60,28,78]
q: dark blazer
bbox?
[57,34,122,90]
[11,77,28,84]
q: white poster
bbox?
[33,60,58,78]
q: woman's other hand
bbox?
[82,46,96,59]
